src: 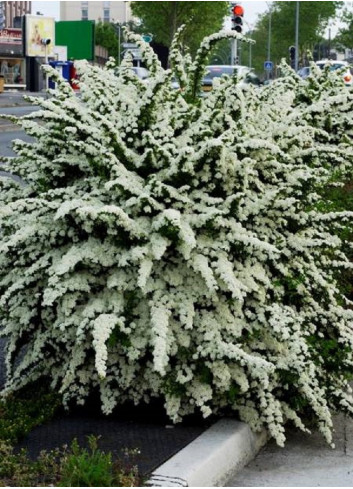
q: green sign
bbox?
[55,21,95,60]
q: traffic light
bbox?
[231,4,244,33]
[289,45,296,69]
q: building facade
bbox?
[0,2,31,88]
[60,1,131,24]
[0,1,31,28]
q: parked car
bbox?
[115,66,150,83]
[316,60,352,86]
[131,67,149,81]
[298,60,352,86]
[297,66,310,79]
[201,65,261,93]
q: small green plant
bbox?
[59,436,141,487]
[59,435,114,487]
[0,383,61,444]
[0,440,62,487]
[0,436,142,487]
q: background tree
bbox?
[210,39,232,65]
[334,9,353,53]
[95,21,120,59]
[130,1,229,56]
[243,1,342,77]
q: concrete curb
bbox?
[147,419,268,487]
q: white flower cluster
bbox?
[0,31,353,446]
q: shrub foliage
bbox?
[1,30,353,446]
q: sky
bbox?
[31,1,269,27]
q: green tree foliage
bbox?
[244,1,341,77]
[95,21,120,59]
[335,9,353,51]
[130,1,229,56]
[210,38,232,65]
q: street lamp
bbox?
[41,38,51,90]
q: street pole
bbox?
[44,43,47,90]
[249,31,252,69]
[267,6,272,80]
[231,38,238,65]
[295,1,299,71]
[118,24,121,65]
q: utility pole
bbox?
[231,39,238,65]
[295,1,299,71]
[249,30,253,69]
[117,24,121,65]
[267,4,272,80]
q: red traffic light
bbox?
[232,4,244,16]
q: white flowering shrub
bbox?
[1,30,353,446]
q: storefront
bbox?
[0,28,26,89]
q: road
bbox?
[0,105,40,134]
[0,127,33,183]
[0,90,46,109]
[0,105,36,159]
[0,130,33,158]
[0,106,40,118]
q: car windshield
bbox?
[316,63,347,72]
[204,66,239,79]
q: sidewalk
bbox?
[227,414,353,487]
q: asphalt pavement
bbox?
[0,98,35,185]
[0,90,45,108]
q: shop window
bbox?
[0,58,25,85]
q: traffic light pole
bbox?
[231,38,238,65]
[230,3,243,64]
